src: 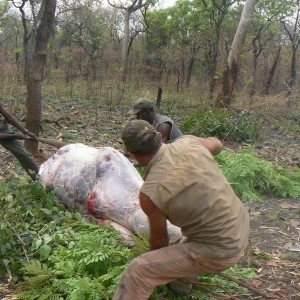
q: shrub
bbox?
[181,109,262,142]
[216,148,300,202]
[0,179,70,282]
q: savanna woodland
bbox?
[0,0,300,299]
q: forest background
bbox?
[0,0,299,122]
[0,0,300,299]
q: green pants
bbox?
[0,130,39,180]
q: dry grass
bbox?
[233,92,300,119]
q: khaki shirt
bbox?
[141,137,250,259]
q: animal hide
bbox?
[39,143,182,246]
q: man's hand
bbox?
[13,133,26,140]
[23,129,37,140]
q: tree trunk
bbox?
[288,46,297,96]
[19,3,35,82]
[156,87,163,110]
[208,61,217,101]
[262,45,281,96]
[249,45,258,98]
[186,57,195,88]
[208,35,221,101]
[121,9,130,82]
[214,0,256,108]
[25,0,56,155]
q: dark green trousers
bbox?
[0,130,39,180]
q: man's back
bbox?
[141,136,250,259]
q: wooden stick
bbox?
[219,273,281,299]
[36,137,67,149]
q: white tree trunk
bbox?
[122,9,130,67]
[215,0,256,107]
[228,0,257,67]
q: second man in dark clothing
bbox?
[128,98,183,143]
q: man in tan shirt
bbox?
[113,120,250,300]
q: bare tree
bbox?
[12,0,48,81]
[281,0,300,96]
[108,0,149,81]
[262,41,282,96]
[214,0,257,108]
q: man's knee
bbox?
[124,256,144,280]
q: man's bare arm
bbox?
[0,133,26,140]
[0,103,36,139]
[156,122,172,143]
[139,192,169,250]
[187,135,223,156]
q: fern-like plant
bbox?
[216,148,300,201]
[18,222,132,300]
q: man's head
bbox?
[122,120,162,159]
[128,98,155,124]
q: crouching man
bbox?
[113,120,250,300]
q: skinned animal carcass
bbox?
[39,143,182,246]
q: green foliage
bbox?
[131,234,150,257]
[0,179,71,281]
[277,119,300,135]
[136,165,146,178]
[18,226,131,299]
[2,160,297,298]
[19,260,53,289]
[216,148,300,201]
[14,47,23,56]
[223,264,257,279]
[185,265,255,299]
[0,178,131,299]
[181,109,262,142]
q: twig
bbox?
[112,138,123,145]
[219,273,281,299]
[193,281,232,297]
[43,116,65,128]
[44,122,61,133]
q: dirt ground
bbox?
[215,121,300,299]
[0,99,300,300]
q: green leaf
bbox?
[35,239,43,250]
[43,234,53,244]
[40,244,52,261]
